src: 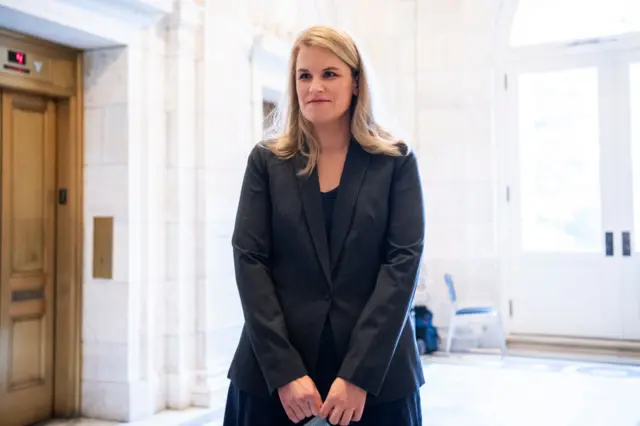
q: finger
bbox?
[353,404,364,422]
[319,399,333,418]
[340,408,354,426]
[309,391,323,415]
[308,400,319,417]
[300,400,313,417]
[329,407,344,425]
[290,403,306,422]
[283,405,299,423]
[307,401,320,417]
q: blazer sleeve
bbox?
[337,151,425,396]
[231,144,308,394]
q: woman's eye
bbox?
[298,73,311,80]
[324,71,337,78]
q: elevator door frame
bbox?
[0,29,83,417]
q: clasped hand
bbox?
[320,377,366,425]
[278,376,366,425]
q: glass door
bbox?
[505,57,624,339]
[617,55,640,340]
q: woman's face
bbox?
[295,44,357,126]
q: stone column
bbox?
[192,13,210,407]
[164,0,202,409]
[140,22,170,415]
[123,29,149,421]
[192,0,255,409]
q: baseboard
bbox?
[507,333,640,353]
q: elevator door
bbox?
[0,90,57,426]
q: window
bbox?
[511,0,640,47]
[631,63,640,251]
[518,68,602,252]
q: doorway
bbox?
[0,29,83,424]
[503,49,640,341]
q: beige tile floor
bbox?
[45,352,640,426]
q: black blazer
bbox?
[227,139,425,405]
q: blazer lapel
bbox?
[294,155,332,286]
[330,141,370,268]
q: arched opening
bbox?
[497,0,640,342]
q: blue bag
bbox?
[413,305,440,354]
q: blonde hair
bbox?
[265,25,405,175]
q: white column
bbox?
[124,31,148,420]
[141,23,170,415]
[193,1,255,409]
[192,16,211,407]
[164,0,202,409]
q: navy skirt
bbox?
[223,320,422,426]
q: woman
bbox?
[224,25,425,426]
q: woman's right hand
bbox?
[277,375,323,423]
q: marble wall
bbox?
[414,0,506,348]
[82,46,136,419]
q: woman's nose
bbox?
[309,78,325,92]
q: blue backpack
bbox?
[413,306,440,355]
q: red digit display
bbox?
[8,50,27,66]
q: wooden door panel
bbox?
[11,317,45,387]
[0,90,56,426]
[12,102,46,273]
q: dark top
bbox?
[315,187,340,398]
[227,140,425,405]
[321,186,339,240]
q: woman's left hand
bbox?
[319,378,367,425]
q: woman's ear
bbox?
[352,76,359,96]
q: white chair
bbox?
[444,273,507,357]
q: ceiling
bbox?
[0,0,171,50]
